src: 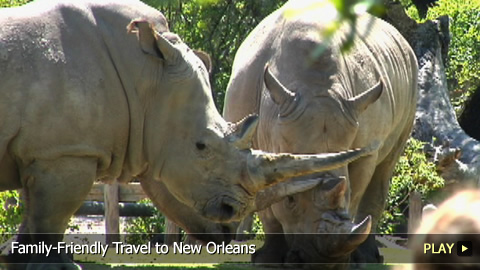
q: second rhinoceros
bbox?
[223,0,418,267]
[0,0,376,269]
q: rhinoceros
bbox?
[223,0,418,267]
[0,0,377,269]
[141,169,338,244]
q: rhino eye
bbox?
[285,195,296,209]
[195,142,207,151]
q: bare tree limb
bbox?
[382,0,480,187]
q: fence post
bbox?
[104,182,120,244]
[165,218,180,245]
[408,191,422,233]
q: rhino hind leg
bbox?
[7,157,96,270]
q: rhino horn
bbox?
[264,64,296,105]
[340,215,372,255]
[253,176,347,211]
[228,115,259,150]
[248,141,380,191]
[254,177,335,211]
[347,80,383,114]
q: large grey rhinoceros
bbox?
[223,0,418,267]
[0,0,377,269]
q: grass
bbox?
[77,263,397,270]
[76,263,259,270]
[77,263,401,270]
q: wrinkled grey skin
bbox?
[223,0,418,267]
[0,1,379,269]
[141,178,238,244]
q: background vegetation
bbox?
[124,199,166,244]
[0,0,29,7]
[377,138,444,234]
[401,0,480,113]
[0,191,23,242]
[0,0,477,239]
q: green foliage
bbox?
[0,0,31,8]
[124,199,166,244]
[378,138,444,234]
[239,214,265,241]
[405,0,480,113]
[0,191,23,242]
[0,190,97,240]
[251,213,265,241]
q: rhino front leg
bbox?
[343,155,380,267]
[252,207,289,265]
[8,157,96,270]
[352,134,411,266]
[350,157,395,266]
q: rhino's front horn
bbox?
[339,215,372,255]
[247,141,380,191]
[253,177,342,211]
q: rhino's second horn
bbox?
[247,142,380,192]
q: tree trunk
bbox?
[382,0,480,188]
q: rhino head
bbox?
[254,66,383,263]
[140,177,238,243]
[127,21,378,224]
[140,171,343,243]
[270,177,372,268]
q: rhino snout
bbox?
[285,245,350,270]
[285,248,304,266]
[190,223,235,244]
[202,195,245,222]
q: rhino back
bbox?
[0,0,167,181]
[223,7,285,123]
[337,15,418,158]
[225,4,417,157]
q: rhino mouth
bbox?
[189,223,235,244]
[285,246,351,268]
[282,212,371,267]
[284,233,352,269]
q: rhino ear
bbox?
[194,50,212,73]
[128,19,180,63]
[322,177,347,208]
[347,80,383,114]
[227,115,259,150]
[264,64,296,105]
